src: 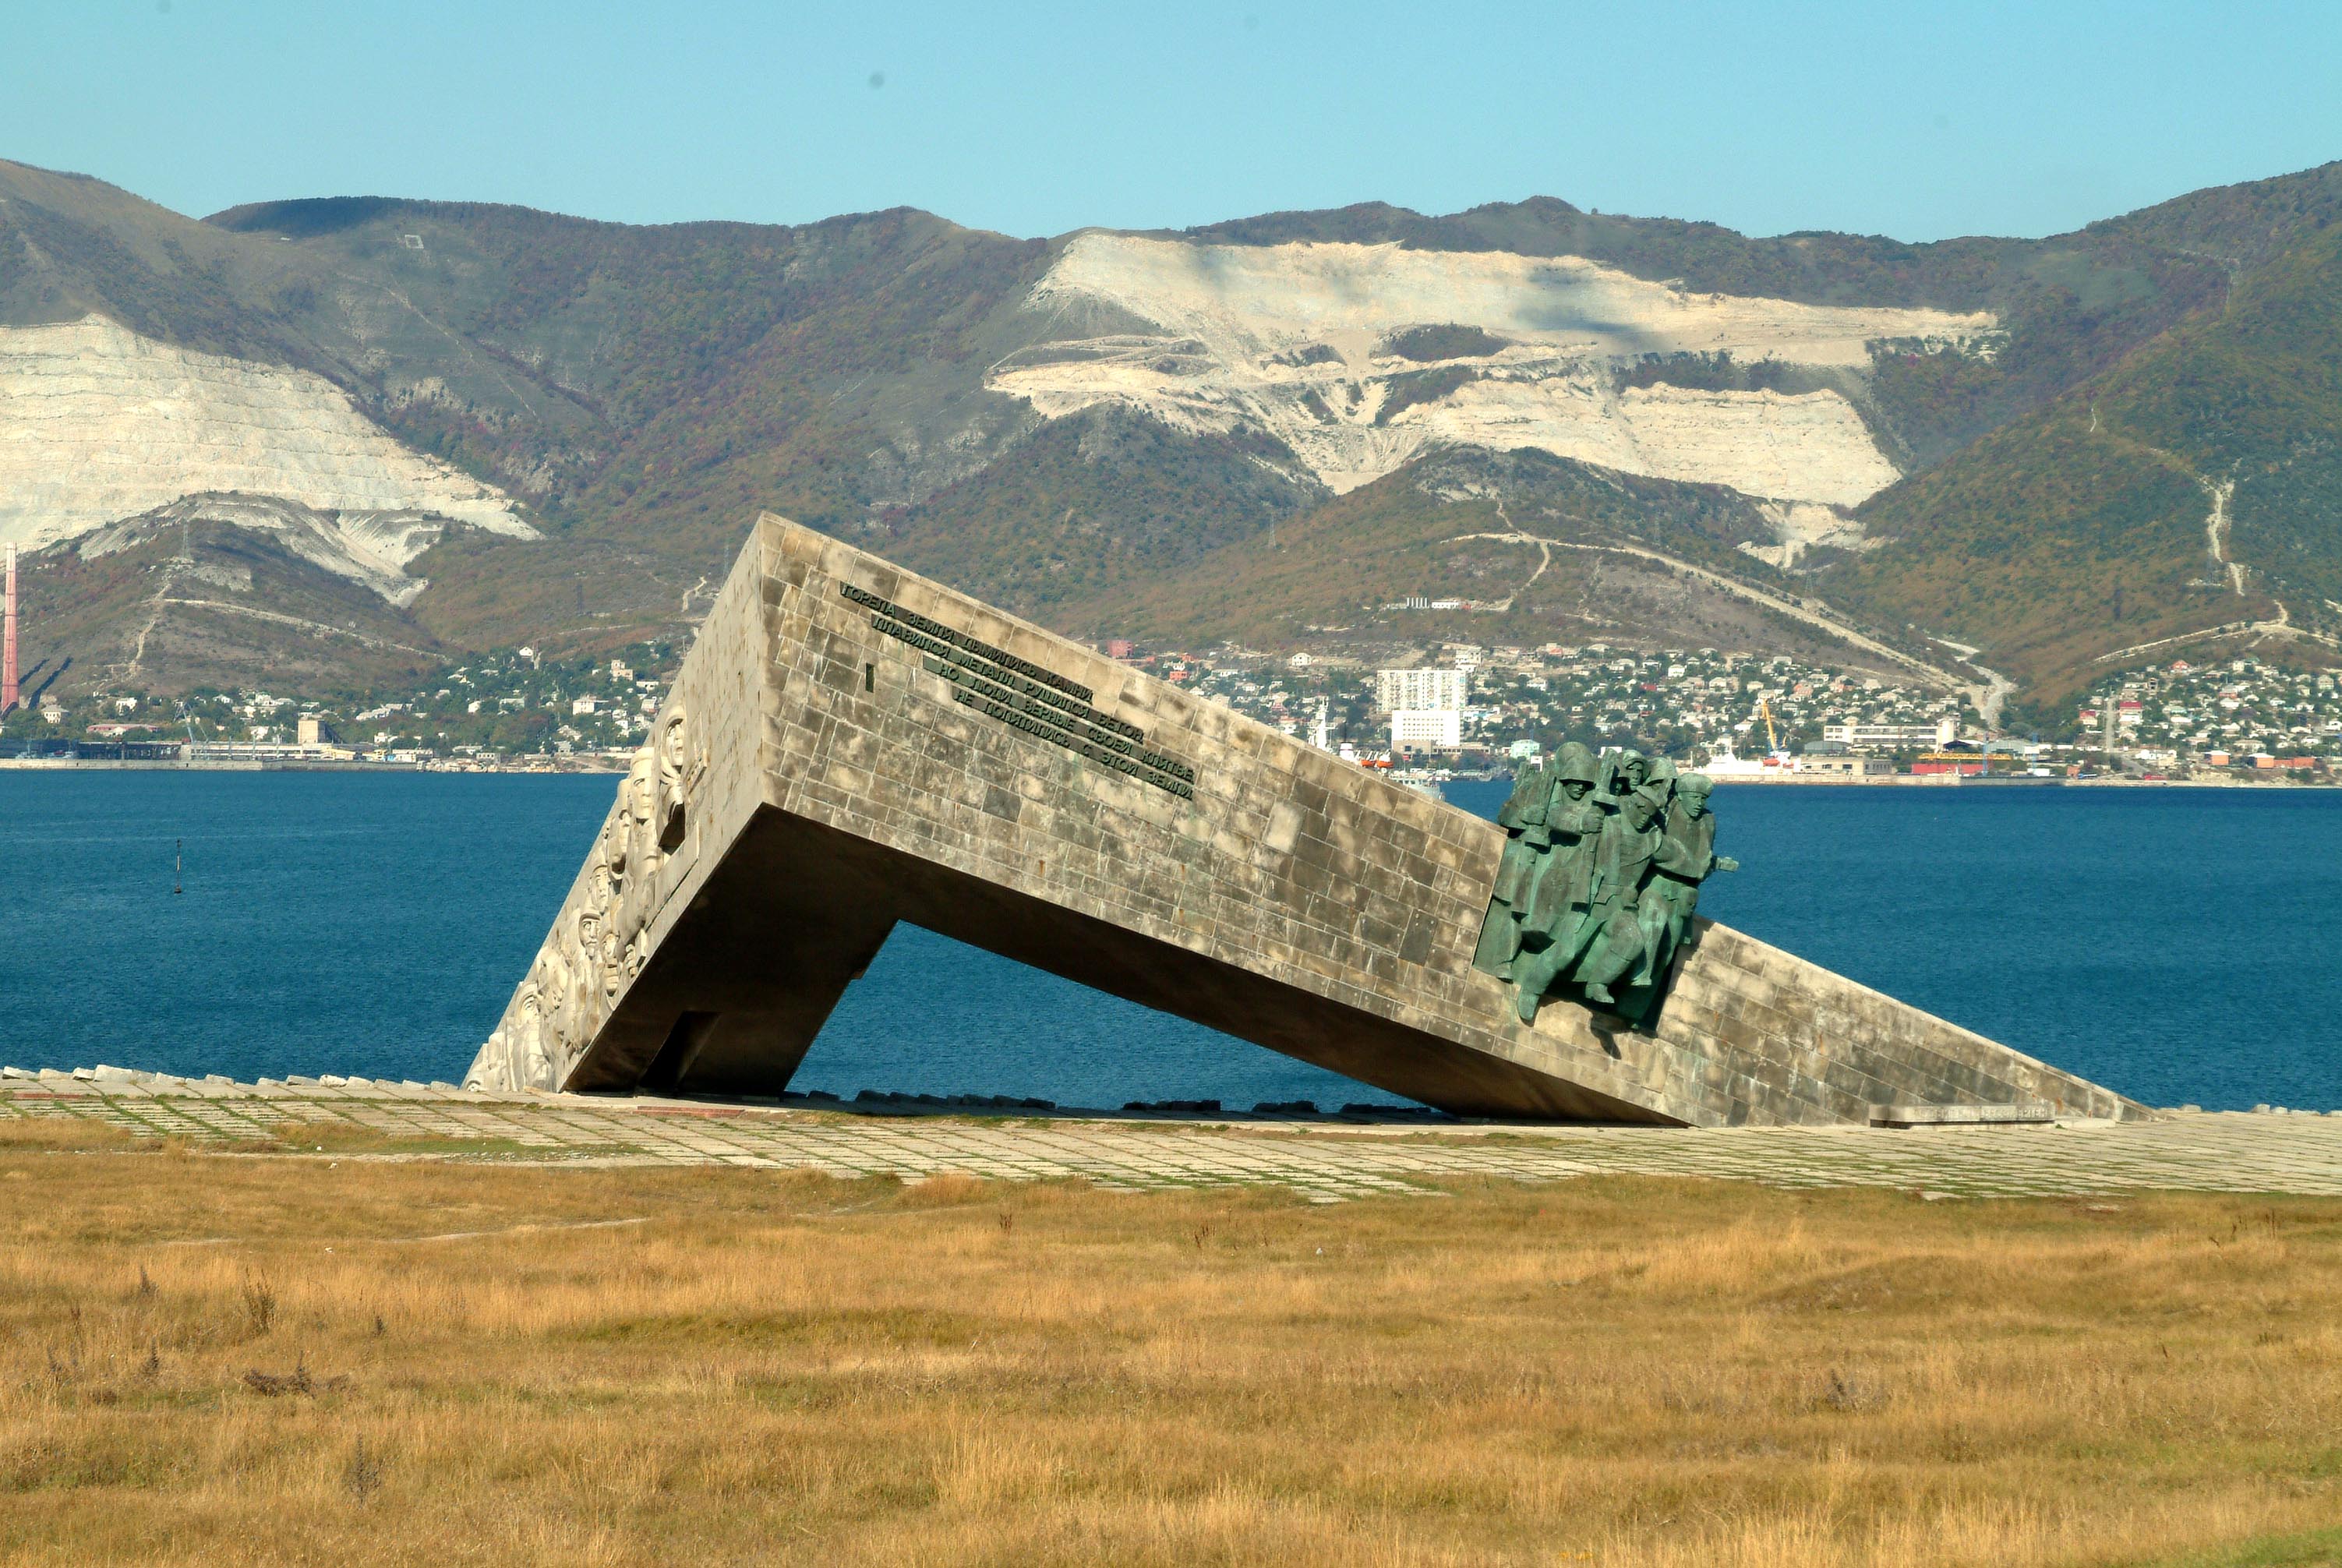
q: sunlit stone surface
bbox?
[465,515,2137,1127]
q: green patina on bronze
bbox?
[1473,748,1738,1027]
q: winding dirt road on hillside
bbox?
[1445,527,1985,702]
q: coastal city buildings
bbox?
[1152,641,2337,785]
[2070,659,2342,772]
[1375,668,1468,713]
[1379,666,1468,755]
[1390,708,1464,753]
[0,641,677,770]
[5,631,2336,783]
[1823,719,1958,749]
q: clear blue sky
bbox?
[6,1,2339,242]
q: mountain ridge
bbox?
[4,156,2340,714]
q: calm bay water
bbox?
[2,772,2337,1111]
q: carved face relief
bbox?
[614,807,639,875]
[535,945,567,1004]
[514,983,554,1088]
[468,1027,510,1090]
[627,747,657,825]
[522,1027,554,1090]
[526,941,567,1049]
[657,711,697,855]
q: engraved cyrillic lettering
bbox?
[843,581,1197,798]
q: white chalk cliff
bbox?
[0,316,536,597]
[990,235,1998,510]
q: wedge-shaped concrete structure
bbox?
[466,515,2142,1125]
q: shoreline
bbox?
[7,758,2333,789]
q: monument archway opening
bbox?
[465,514,2142,1128]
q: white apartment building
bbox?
[1377,667,1468,713]
[1390,708,1463,753]
[1822,719,1956,750]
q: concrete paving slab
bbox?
[6,1079,2338,1203]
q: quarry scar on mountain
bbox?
[988,235,1999,502]
[0,316,537,595]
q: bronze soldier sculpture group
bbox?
[1471,743,1737,1026]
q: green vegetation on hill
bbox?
[1061,447,1905,676]
[1835,221,2342,697]
[0,165,306,366]
[10,157,2342,705]
[873,407,1320,617]
[205,195,1054,559]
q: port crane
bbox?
[1754,694,1790,764]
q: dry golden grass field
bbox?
[4,1116,2340,1567]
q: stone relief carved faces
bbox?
[515,981,556,1090]
[657,708,699,855]
[484,984,539,1091]
[532,943,570,1057]
[625,745,659,861]
[575,906,601,959]
[468,694,718,1093]
[602,811,629,889]
[468,1026,509,1091]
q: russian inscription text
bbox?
[843,583,1197,799]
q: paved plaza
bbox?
[5,1067,2340,1202]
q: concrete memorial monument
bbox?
[466,514,2140,1126]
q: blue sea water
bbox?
[2,772,2337,1111]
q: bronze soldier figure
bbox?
[1625,759,1680,991]
[1567,779,1669,1010]
[1471,753,1556,978]
[1508,743,1619,1022]
[1649,772,1737,964]
[1484,746,1738,1027]
[1517,743,1603,946]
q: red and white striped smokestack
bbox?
[2,542,17,715]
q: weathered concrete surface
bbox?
[465,514,2142,1127]
[14,1075,2338,1202]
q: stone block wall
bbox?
[468,514,2142,1127]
